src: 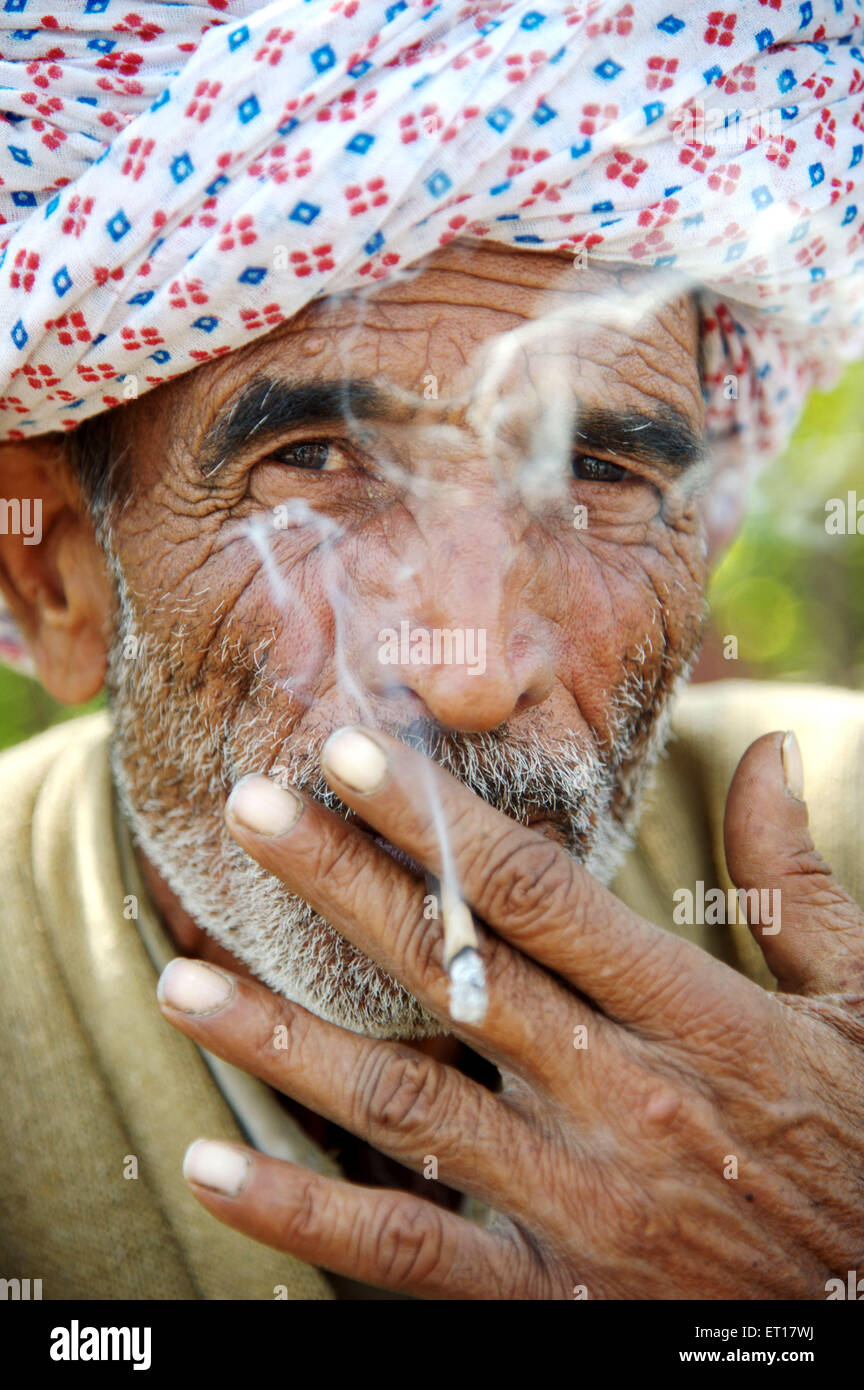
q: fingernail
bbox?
[227,774,302,836]
[158,958,234,1015]
[781,730,805,802]
[322,727,388,793]
[183,1140,251,1196]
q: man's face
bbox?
[102,241,707,1038]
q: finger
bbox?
[725,730,864,999]
[311,724,725,1026]
[224,774,612,1096]
[181,1139,544,1300]
[158,957,551,1207]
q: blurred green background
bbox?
[0,663,102,754]
[1,362,863,753]
[703,360,864,686]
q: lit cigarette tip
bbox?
[448,947,487,1025]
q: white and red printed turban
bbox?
[1,0,863,668]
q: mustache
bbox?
[252,712,612,858]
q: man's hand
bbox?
[157,726,864,1299]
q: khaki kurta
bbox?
[0,711,333,1300]
[1,680,862,1298]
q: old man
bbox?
[1,0,864,1300]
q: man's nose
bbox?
[361,506,556,733]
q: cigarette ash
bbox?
[448,947,488,1026]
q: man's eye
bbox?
[269,440,334,470]
[572,453,629,483]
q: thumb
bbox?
[724,730,864,999]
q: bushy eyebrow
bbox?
[573,405,705,475]
[196,373,704,481]
[196,375,398,479]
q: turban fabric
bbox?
[0,0,863,667]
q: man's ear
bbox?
[0,434,113,705]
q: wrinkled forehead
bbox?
[120,245,704,477]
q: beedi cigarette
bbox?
[438,883,488,1026]
[440,885,480,968]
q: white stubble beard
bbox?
[104,539,692,1039]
